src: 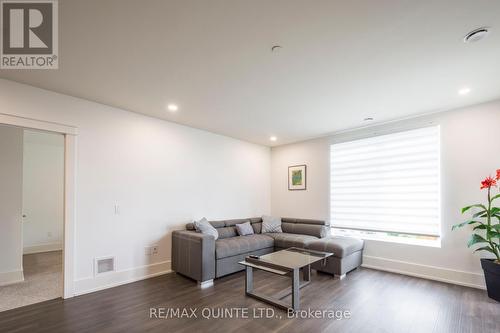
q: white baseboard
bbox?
[73,260,172,296]
[0,270,24,286]
[72,256,485,297]
[24,242,63,254]
[362,255,486,290]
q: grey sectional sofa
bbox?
[172,217,364,285]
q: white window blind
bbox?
[330,126,440,237]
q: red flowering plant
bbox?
[453,169,500,263]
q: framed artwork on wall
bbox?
[288,165,307,190]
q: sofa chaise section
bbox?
[308,236,365,278]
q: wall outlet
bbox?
[47,231,52,238]
[144,246,159,256]
[114,204,120,215]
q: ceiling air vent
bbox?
[464,27,490,43]
[94,256,115,275]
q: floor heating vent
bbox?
[94,256,115,275]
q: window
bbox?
[330,126,440,244]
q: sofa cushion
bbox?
[224,219,251,226]
[262,215,283,233]
[307,236,364,258]
[235,222,254,236]
[193,218,219,240]
[252,222,262,234]
[215,234,274,259]
[281,218,327,225]
[217,226,238,239]
[281,221,329,238]
[265,233,318,249]
[249,218,263,234]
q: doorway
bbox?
[0,113,76,303]
[0,125,65,311]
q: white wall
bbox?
[0,125,24,286]
[22,130,65,254]
[271,100,500,289]
[0,79,271,295]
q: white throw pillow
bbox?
[193,217,219,240]
[261,215,283,233]
[235,221,254,236]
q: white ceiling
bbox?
[1,0,500,146]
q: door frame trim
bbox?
[0,113,77,298]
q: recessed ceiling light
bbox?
[364,117,374,121]
[464,27,490,43]
[167,104,179,112]
[458,87,471,95]
[270,136,277,142]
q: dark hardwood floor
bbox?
[0,267,498,333]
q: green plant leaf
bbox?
[492,224,500,231]
[452,220,482,230]
[491,194,500,202]
[467,233,488,247]
[487,230,500,239]
[472,210,487,218]
[473,224,487,230]
[473,246,496,255]
[462,204,487,214]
